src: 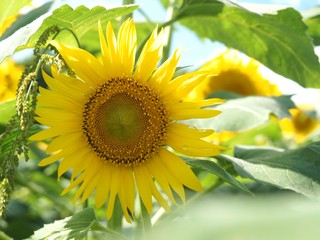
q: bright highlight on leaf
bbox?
[31,19,227,222]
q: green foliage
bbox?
[0,4,138,62]
[29,208,126,240]
[220,141,320,200]
[304,7,320,46]
[0,99,15,133]
[173,0,320,87]
[188,95,295,132]
[186,158,251,193]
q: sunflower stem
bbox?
[108,196,123,233]
[161,0,176,64]
[83,199,88,209]
[136,198,151,239]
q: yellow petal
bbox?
[38,151,63,166]
[106,167,120,219]
[134,165,153,214]
[168,123,214,138]
[150,155,186,202]
[61,173,85,196]
[134,27,164,81]
[51,41,105,86]
[118,18,136,75]
[149,48,181,87]
[95,165,111,208]
[147,158,177,204]
[29,128,59,141]
[159,149,202,192]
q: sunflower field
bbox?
[1,0,320,239]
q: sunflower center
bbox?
[82,77,169,167]
[102,97,144,142]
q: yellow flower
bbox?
[0,58,23,102]
[188,49,281,100]
[30,19,226,222]
[279,108,319,143]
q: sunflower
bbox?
[30,19,226,222]
[187,49,281,100]
[0,15,17,36]
[279,107,319,143]
[0,58,23,102]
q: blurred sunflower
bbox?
[279,107,319,143]
[0,15,17,36]
[187,49,282,144]
[0,58,23,102]
[188,49,281,100]
[30,19,226,222]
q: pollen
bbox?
[82,77,169,167]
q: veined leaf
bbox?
[0,4,139,62]
[174,0,320,87]
[220,142,320,200]
[29,208,126,240]
[186,158,251,194]
[186,95,295,132]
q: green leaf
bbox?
[220,141,320,200]
[0,4,138,62]
[187,95,295,132]
[0,99,15,133]
[186,158,251,194]
[0,0,31,28]
[29,208,126,240]
[304,7,320,46]
[175,1,320,87]
[0,231,12,240]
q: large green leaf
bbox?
[174,0,320,87]
[0,4,138,62]
[186,158,251,193]
[0,0,31,29]
[187,95,295,132]
[29,208,126,240]
[220,142,320,200]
